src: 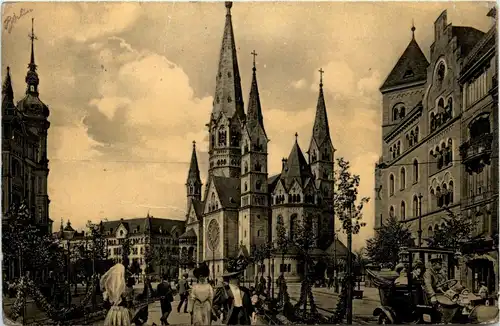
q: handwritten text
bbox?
[4,8,33,34]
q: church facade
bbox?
[2,20,52,279]
[180,2,345,282]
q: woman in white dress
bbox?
[100,263,132,326]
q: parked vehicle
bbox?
[368,247,499,324]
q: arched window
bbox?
[413,159,419,183]
[413,195,419,217]
[400,168,406,190]
[256,180,262,191]
[397,141,401,155]
[430,188,435,210]
[430,112,436,131]
[290,214,297,240]
[244,182,248,192]
[389,174,395,196]
[389,206,395,218]
[438,98,445,112]
[443,184,449,206]
[437,186,443,207]
[447,98,453,115]
[393,107,399,121]
[400,107,406,119]
[414,127,419,143]
[437,63,445,82]
[400,201,406,220]
[409,131,414,147]
[445,139,453,165]
[448,181,454,204]
[244,161,249,173]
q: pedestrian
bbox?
[177,273,190,313]
[213,269,254,325]
[157,274,174,325]
[188,262,214,325]
[133,276,154,326]
[100,263,132,326]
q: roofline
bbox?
[459,47,495,83]
[380,79,427,94]
[383,103,423,142]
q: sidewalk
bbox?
[286,283,380,303]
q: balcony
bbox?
[459,133,493,173]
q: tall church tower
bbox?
[207,2,245,179]
[186,141,202,212]
[239,53,269,274]
[308,70,335,208]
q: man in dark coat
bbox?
[157,274,174,325]
[177,273,189,313]
[213,270,254,325]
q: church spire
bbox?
[211,1,244,121]
[2,67,15,114]
[311,68,331,146]
[187,141,201,184]
[245,50,265,135]
[25,18,39,95]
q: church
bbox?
[180,2,347,281]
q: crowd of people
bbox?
[99,261,264,326]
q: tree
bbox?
[144,245,154,275]
[275,215,292,309]
[426,210,474,250]
[2,202,63,281]
[121,238,131,267]
[366,215,414,268]
[329,157,369,324]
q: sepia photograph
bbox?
[1,1,498,325]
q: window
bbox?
[290,214,297,240]
[445,139,453,165]
[448,181,454,204]
[244,162,249,173]
[400,168,406,190]
[414,127,419,143]
[257,229,262,237]
[256,180,262,191]
[244,182,248,192]
[400,201,406,220]
[437,186,443,207]
[413,159,419,183]
[437,63,445,82]
[389,206,395,218]
[413,196,418,217]
[430,188,435,210]
[393,107,399,121]
[389,175,395,196]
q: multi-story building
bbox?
[62,215,184,278]
[457,8,498,294]
[375,9,497,290]
[2,20,53,279]
[182,2,346,282]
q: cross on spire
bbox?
[192,140,196,149]
[411,19,416,39]
[295,132,298,142]
[318,68,324,87]
[251,50,258,70]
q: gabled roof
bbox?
[380,37,429,91]
[101,217,184,237]
[452,26,486,58]
[211,2,245,121]
[281,138,313,189]
[212,176,240,209]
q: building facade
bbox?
[63,215,185,278]
[182,2,346,282]
[375,9,498,291]
[457,8,498,294]
[2,20,52,279]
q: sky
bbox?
[1,1,494,249]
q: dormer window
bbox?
[403,69,414,78]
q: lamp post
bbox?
[346,190,355,325]
[62,220,76,307]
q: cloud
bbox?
[291,79,307,89]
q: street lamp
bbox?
[418,193,423,248]
[62,220,75,307]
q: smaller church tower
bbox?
[239,51,269,278]
[308,69,335,206]
[186,141,202,212]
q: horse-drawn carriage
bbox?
[368,247,498,324]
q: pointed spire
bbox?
[187,141,201,183]
[25,18,39,95]
[246,50,265,134]
[311,69,331,146]
[211,2,244,121]
[282,136,312,188]
[2,67,15,114]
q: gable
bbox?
[204,179,221,214]
[288,179,303,194]
[272,178,287,196]
[187,203,199,224]
[116,223,128,238]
